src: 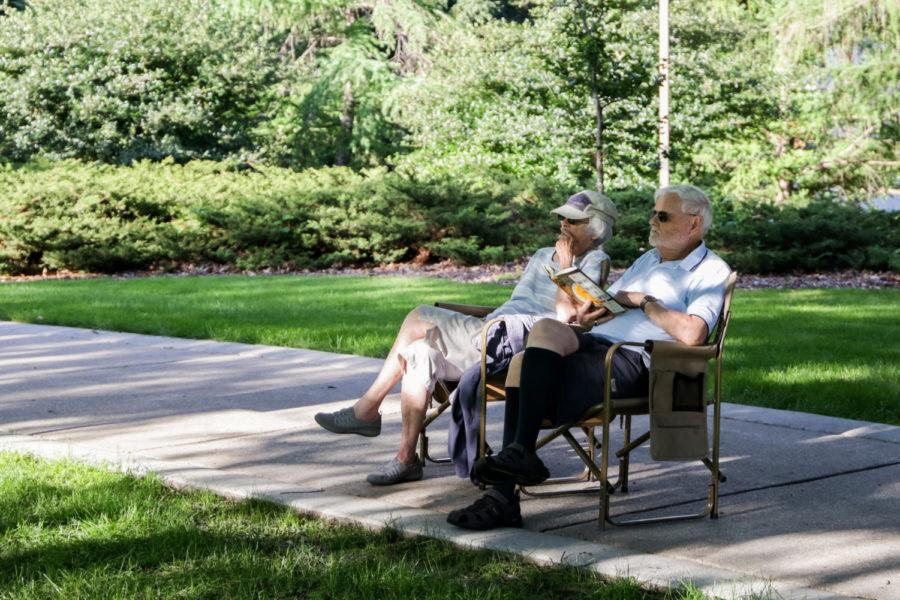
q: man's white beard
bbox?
[648,230,659,247]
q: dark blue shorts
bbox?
[550,333,649,425]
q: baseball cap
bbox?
[551,190,619,224]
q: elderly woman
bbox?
[315,191,618,485]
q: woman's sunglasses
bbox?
[557,215,590,225]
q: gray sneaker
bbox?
[366,457,424,486]
[314,406,381,437]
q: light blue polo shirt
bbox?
[487,246,609,320]
[591,242,732,362]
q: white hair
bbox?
[588,215,614,247]
[655,184,713,234]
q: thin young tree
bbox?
[224,0,437,166]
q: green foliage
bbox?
[1,0,893,207]
[0,161,184,273]
[603,189,655,264]
[0,0,288,164]
[392,19,595,188]
[0,0,27,16]
[210,0,440,169]
[2,160,895,275]
[534,0,658,190]
[0,160,571,274]
[711,198,900,273]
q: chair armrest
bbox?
[434,302,496,318]
[601,341,648,421]
[646,339,717,361]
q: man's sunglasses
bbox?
[557,215,590,225]
[650,210,697,223]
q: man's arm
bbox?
[614,291,709,346]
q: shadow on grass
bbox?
[0,458,656,600]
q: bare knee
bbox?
[526,318,579,356]
[505,352,524,388]
[398,305,432,341]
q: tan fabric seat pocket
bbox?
[650,410,708,461]
[649,367,708,461]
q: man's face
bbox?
[648,192,700,252]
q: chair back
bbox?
[709,271,738,358]
[600,258,611,287]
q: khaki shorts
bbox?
[398,305,485,392]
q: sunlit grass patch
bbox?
[0,452,688,599]
[0,276,897,424]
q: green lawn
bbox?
[0,275,897,424]
[0,452,691,600]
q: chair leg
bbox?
[702,457,727,483]
[419,382,453,465]
[620,415,631,493]
[520,426,607,497]
[599,417,611,530]
[710,383,722,518]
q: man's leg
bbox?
[445,355,526,529]
[448,321,580,529]
[472,319,579,484]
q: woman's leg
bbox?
[354,306,434,420]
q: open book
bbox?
[544,265,627,314]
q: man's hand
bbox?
[554,232,575,268]
[614,290,708,345]
[613,290,647,308]
[575,300,614,329]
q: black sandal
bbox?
[446,490,523,530]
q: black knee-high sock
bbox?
[501,387,520,450]
[490,387,520,502]
[513,347,564,453]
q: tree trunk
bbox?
[595,100,605,193]
[577,0,605,193]
[335,80,354,167]
[658,0,670,187]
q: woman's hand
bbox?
[554,232,575,268]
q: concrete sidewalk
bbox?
[1,321,897,599]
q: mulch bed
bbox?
[3,261,898,289]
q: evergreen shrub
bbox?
[0,160,566,274]
[710,199,900,274]
[0,161,895,275]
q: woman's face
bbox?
[559,216,595,246]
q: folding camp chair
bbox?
[419,259,610,467]
[418,302,501,464]
[532,271,737,527]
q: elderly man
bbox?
[315,191,619,486]
[447,184,732,530]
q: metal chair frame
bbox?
[530,271,737,527]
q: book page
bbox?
[555,270,627,314]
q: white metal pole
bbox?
[658,0,670,187]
